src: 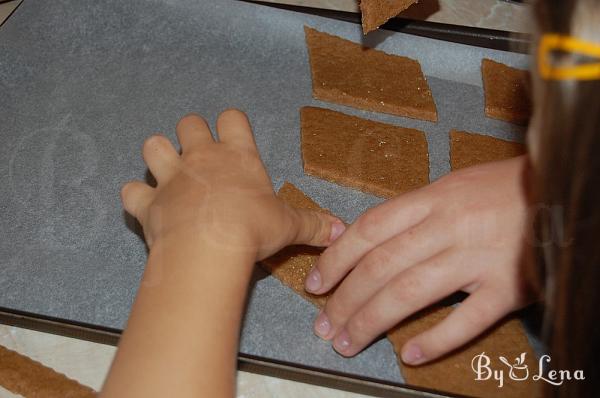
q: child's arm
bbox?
[100,110,344,398]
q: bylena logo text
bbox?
[471,352,585,388]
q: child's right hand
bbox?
[304,156,537,365]
[121,109,344,260]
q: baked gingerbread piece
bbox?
[305,27,438,122]
[482,58,532,125]
[387,307,541,398]
[450,130,526,170]
[360,0,418,34]
[263,184,540,397]
[259,182,332,308]
[301,107,429,199]
[0,344,95,398]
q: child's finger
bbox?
[316,221,449,340]
[400,288,509,365]
[291,209,345,247]
[215,109,258,152]
[306,195,433,296]
[176,113,214,151]
[142,135,180,184]
[121,181,155,222]
[328,250,467,357]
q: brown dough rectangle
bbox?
[263,184,539,397]
[387,307,541,398]
[0,344,96,398]
[259,182,332,308]
[482,58,532,125]
[450,129,526,170]
[360,0,418,34]
[305,26,438,122]
[301,106,430,198]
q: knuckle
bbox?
[431,170,472,197]
[120,182,134,199]
[324,296,348,326]
[462,302,495,330]
[354,208,383,242]
[360,249,392,281]
[311,212,329,243]
[185,151,206,165]
[388,275,421,304]
[348,308,379,336]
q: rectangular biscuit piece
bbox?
[0,344,96,398]
[482,59,532,125]
[259,182,332,308]
[450,129,526,170]
[360,0,418,34]
[305,27,438,122]
[302,107,430,198]
[387,307,541,398]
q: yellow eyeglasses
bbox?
[538,34,600,80]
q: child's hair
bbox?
[532,0,600,396]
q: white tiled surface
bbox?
[0,325,369,397]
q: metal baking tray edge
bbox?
[244,0,532,53]
[0,307,464,398]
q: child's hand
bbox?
[121,109,343,259]
[305,156,536,365]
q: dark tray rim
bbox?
[244,0,532,54]
[0,306,467,398]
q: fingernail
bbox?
[329,220,346,243]
[314,311,331,339]
[402,344,425,365]
[333,329,352,354]
[305,267,322,293]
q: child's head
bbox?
[530,0,600,396]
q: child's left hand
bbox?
[121,109,344,259]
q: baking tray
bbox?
[246,1,532,53]
[0,0,535,396]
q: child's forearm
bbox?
[100,229,256,398]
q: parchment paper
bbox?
[0,0,533,385]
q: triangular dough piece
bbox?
[360,0,418,34]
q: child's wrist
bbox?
[149,224,259,260]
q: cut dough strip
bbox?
[360,0,418,34]
[450,129,526,170]
[305,27,438,122]
[301,106,430,199]
[482,59,532,126]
